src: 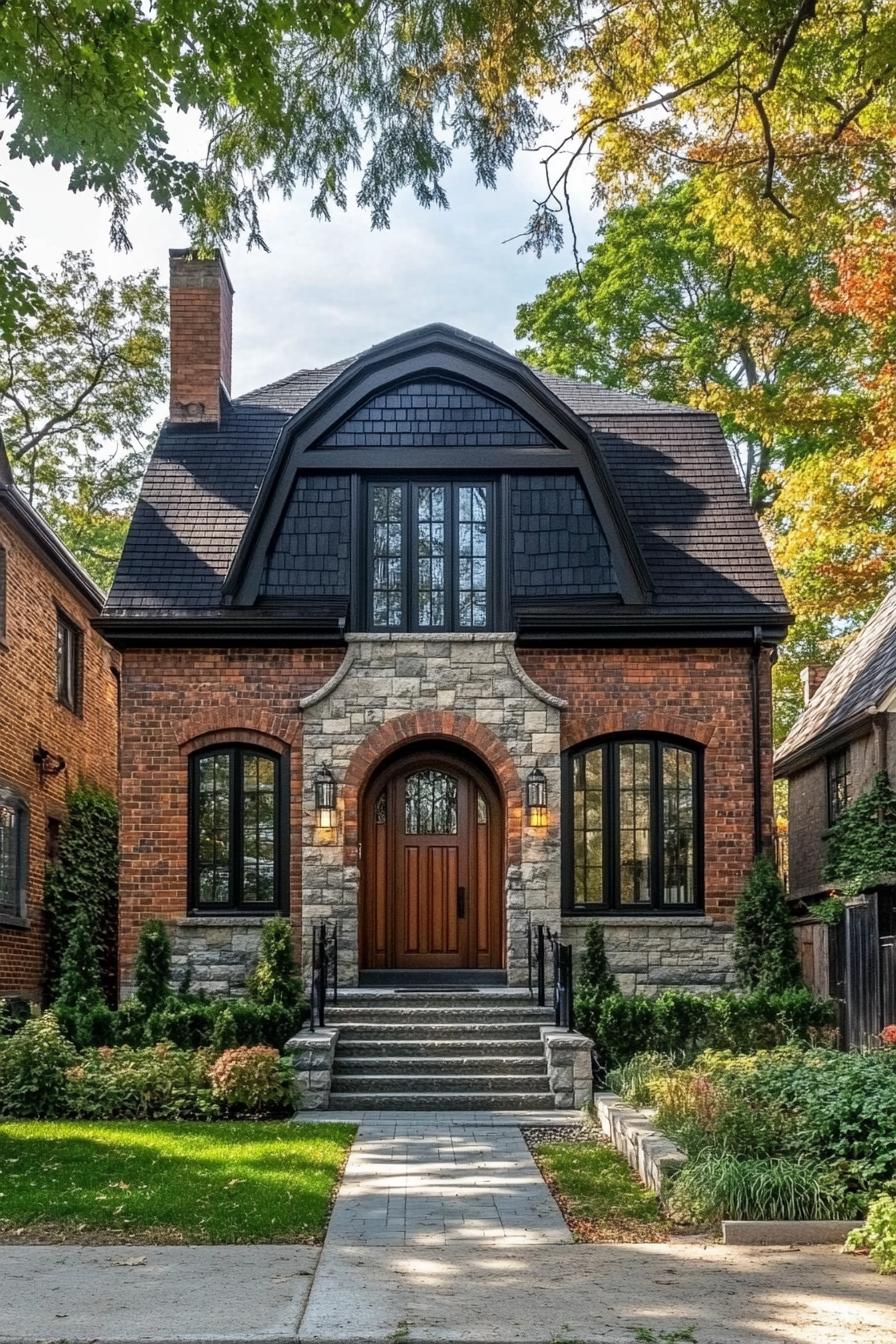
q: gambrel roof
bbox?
[102,324,789,644]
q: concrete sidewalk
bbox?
[0,1244,319,1344]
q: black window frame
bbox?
[0,783,29,923]
[55,606,83,714]
[826,747,850,826]
[562,733,704,914]
[187,744,288,916]
[364,478,495,633]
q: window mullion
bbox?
[651,741,662,910]
[231,749,242,910]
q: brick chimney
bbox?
[168,249,233,424]
[800,664,830,706]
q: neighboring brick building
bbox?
[100,251,789,999]
[0,446,119,1004]
[776,588,896,902]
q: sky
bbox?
[5,111,595,399]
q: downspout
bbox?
[750,626,764,856]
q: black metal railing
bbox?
[529,919,575,1032]
[308,920,338,1031]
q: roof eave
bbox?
[0,484,105,613]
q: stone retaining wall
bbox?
[287,1028,340,1110]
[593,1091,686,1194]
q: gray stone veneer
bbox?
[299,633,566,987]
[561,916,735,995]
[170,917,268,996]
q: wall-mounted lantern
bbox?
[526,767,548,827]
[33,743,67,779]
[314,767,337,829]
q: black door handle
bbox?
[457,886,466,918]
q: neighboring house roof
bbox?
[0,436,106,614]
[776,584,896,775]
[103,323,789,639]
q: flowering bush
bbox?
[208,1046,294,1114]
[881,1025,896,1048]
[66,1044,218,1119]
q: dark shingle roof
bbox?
[106,326,788,627]
[776,586,896,772]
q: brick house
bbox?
[100,250,790,1003]
[0,443,119,1005]
[776,588,896,904]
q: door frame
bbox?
[359,744,505,971]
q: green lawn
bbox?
[532,1139,669,1242]
[0,1120,356,1244]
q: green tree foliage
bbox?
[133,920,173,1014]
[0,252,167,586]
[825,771,896,895]
[734,855,801,993]
[53,908,116,1049]
[516,182,864,513]
[247,917,304,1012]
[574,921,618,1040]
[44,783,119,1003]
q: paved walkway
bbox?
[325,1118,572,1247]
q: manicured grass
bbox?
[0,1120,356,1244]
[532,1139,669,1242]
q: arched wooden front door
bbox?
[360,749,503,971]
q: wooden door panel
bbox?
[361,752,503,971]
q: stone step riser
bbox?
[331,1072,548,1093]
[337,1024,545,1042]
[327,1007,553,1023]
[335,1055,546,1075]
[336,1039,545,1058]
[327,1091,554,1111]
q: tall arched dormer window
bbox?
[0,784,29,922]
[188,746,286,913]
[563,736,703,913]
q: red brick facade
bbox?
[117,646,343,982]
[114,639,773,986]
[0,509,119,1002]
[518,644,775,921]
[168,250,233,424]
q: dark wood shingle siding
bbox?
[510,474,616,597]
[260,474,351,598]
[320,379,551,449]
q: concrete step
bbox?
[337,1022,546,1042]
[327,1090,555,1110]
[331,1071,549,1093]
[334,1053,546,1075]
[337,1037,545,1058]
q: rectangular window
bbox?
[371,484,404,628]
[191,747,283,912]
[568,738,701,913]
[827,748,850,824]
[56,609,82,713]
[0,789,27,919]
[367,480,492,631]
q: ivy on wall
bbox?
[44,782,119,1003]
[825,771,896,897]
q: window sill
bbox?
[178,915,277,928]
[562,912,714,926]
[0,912,29,930]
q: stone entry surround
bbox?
[299,633,566,986]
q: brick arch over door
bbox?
[342,710,523,868]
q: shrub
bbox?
[574,923,618,1040]
[208,1046,294,1114]
[607,1052,675,1106]
[593,993,657,1068]
[247,917,304,1012]
[145,996,219,1048]
[668,1153,851,1223]
[133,919,172,1013]
[66,1044,218,1120]
[825,770,896,894]
[652,990,710,1057]
[847,1195,896,1274]
[0,1013,75,1117]
[53,908,117,1049]
[733,855,800,993]
[881,1025,896,1048]
[44,783,118,1002]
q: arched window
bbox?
[0,785,29,921]
[564,737,702,912]
[188,746,284,913]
